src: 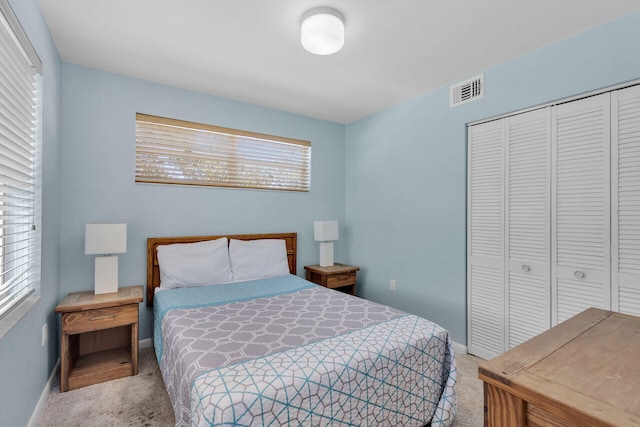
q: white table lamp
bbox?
[85,223,127,294]
[314,220,338,267]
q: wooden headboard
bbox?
[146,232,297,306]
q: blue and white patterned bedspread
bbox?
[154,275,456,427]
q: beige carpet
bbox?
[450,352,485,427]
[36,348,174,427]
[36,347,484,426]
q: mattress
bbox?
[154,274,456,426]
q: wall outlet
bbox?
[41,323,48,346]
[390,279,396,291]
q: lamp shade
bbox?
[301,7,344,55]
[85,223,127,255]
[314,220,339,241]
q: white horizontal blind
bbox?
[0,1,42,318]
[135,114,311,192]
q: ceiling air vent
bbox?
[450,74,484,107]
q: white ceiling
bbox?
[37,0,640,124]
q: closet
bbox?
[467,84,640,360]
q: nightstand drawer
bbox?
[305,264,360,296]
[62,305,137,334]
[326,272,356,289]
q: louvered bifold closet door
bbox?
[612,85,640,316]
[467,119,505,360]
[505,108,551,348]
[551,93,611,325]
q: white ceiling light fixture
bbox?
[301,7,345,55]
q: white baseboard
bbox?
[452,340,467,355]
[139,338,153,349]
[27,358,59,427]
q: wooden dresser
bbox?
[478,308,640,426]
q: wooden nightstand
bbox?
[55,286,143,392]
[304,264,360,295]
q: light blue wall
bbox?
[0,0,62,426]
[345,10,640,345]
[60,64,346,340]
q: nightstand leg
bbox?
[60,333,69,392]
[131,321,139,375]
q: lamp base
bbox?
[95,256,119,294]
[319,241,334,267]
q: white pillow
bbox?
[157,238,232,289]
[229,239,290,282]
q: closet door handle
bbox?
[574,270,585,279]
[521,264,531,272]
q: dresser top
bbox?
[479,308,640,424]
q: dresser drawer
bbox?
[326,272,356,289]
[62,304,138,334]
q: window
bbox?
[0,0,42,320]
[135,114,311,192]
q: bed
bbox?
[148,232,456,427]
